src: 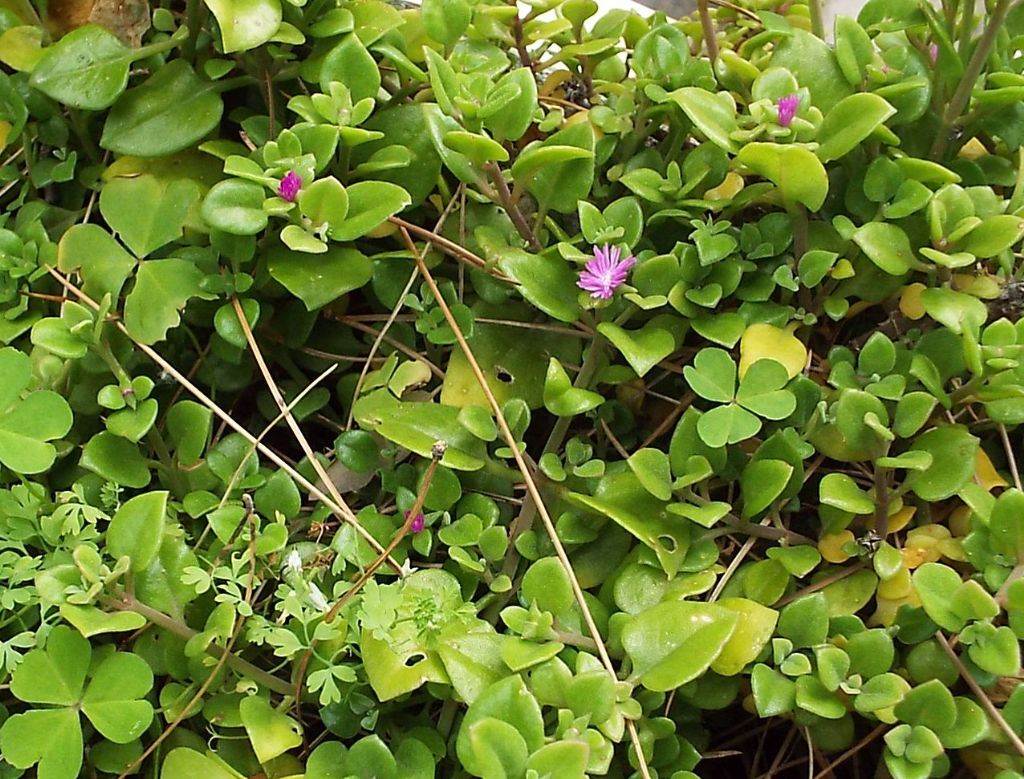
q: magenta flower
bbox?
[406,511,425,533]
[577,244,636,300]
[777,94,800,128]
[278,170,302,202]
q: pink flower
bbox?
[278,170,302,202]
[777,94,800,128]
[928,43,939,65]
[577,244,636,300]
[406,512,425,533]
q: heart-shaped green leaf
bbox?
[698,403,762,448]
[684,347,736,403]
[598,322,675,378]
[0,347,73,475]
[80,652,155,743]
[736,359,797,420]
[542,357,604,417]
[101,175,201,258]
[0,708,83,778]
[124,258,211,345]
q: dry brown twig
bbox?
[46,266,398,570]
[398,225,654,778]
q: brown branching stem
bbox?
[119,512,259,778]
[292,445,445,712]
[106,594,292,696]
[484,161,542,252]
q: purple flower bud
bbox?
[406,511,425,533]
[577,244,636,300]
[928,43,939,65]
[777,94,800,128]
[278,170,302,202]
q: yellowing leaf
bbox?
[818,530,854,564]
[899,283,927,320]
[738,324,806,380]
[887,505,916,534]
[705,171,744,200]
[974,447,1009,491]
[957,137,988,160]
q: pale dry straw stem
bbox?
[708,516,772,602]
[998,423,1023,491]
[216,363,338,513]
[390,215,513,283]
[398,227,653,778]
[935,630,1024,757]
[46,266,398,570]
[343,267,418,431]
[345,187,465,430]
[230,295,372,555]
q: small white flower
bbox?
[308,582,330,612]
[284,549,302,576]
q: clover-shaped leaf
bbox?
[0,347,74,475]
[735,359,798,420]
[9,624,89,705]
[684,347,736,403]
[0,626,155,779]
[685,350,796,447]
[698,404,761,448]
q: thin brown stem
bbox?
[484,161,542,252]
[811,724,886,779]
[399,226,653,779]
[46,267,396,569]
[231,295,403,576]
[292,446,444,711]
[774,562,868,608]
[999,424,1023,491]
[697,0,719,60]
[935,630,1024,757]
[105,594,292,696]
[120,513,259,778]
